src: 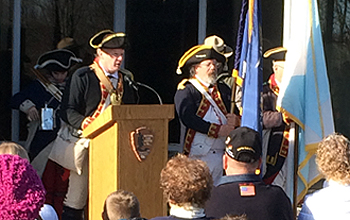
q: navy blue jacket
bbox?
[61,66,137,129]
[205,174,294,220]
[10,80,62,160]
[174,80,237,149]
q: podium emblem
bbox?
[130,126,153,162]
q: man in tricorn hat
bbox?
[59,29,137,220]
[204,35,234,85]
[174,44,240,184]
[205,127,294,220]
[204,35,242,108]
[261,47,290,187]
[10,49,81,160]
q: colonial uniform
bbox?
[175,44,238,183]
[10,49,81,161]
[261,47,291,185]
[10,49,82,219]
[10,79,62,160]
[59,30,137,220]
[262,74,289,183]
[175,79,232,182]
[61,64,136,129]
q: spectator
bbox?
[298,133,350,220]
[0,141,30,160]
[0,141,58,220]
[102,190,144,220]
[0,154,46,220]
[39,204,59,220]
[217,214,247,220]
[205,126,294,220]
[150,154,213,220]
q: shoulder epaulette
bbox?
[177,79,190,90]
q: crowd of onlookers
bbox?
[1,127,350,220]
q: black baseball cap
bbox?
[225,126,262,162]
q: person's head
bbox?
[90,30,127,74]
[0,141,29,161]
[34,49,82,83]
[57,37,81,56]
[217,214,248,220]
[38,204,59,220]
[204,35,233,59]
[316,133,350,185]
[263,47,287,84]
[224,127,262,175]
[57,37,77,49]
[160,154,213,208]
[177,45,226,84]
[102,190,140,220]
[272,60,284,83]
[191,58,219,85]
[204,35,233,73]
[0,154,46,220]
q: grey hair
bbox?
[189,65,197,78]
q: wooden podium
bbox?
[83,104,174,220]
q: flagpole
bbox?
[230,71,237,114]
[231,0,248,114]
[293,122,299,217]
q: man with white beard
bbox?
[175,44,240,184]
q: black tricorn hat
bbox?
[176,44,226,75]
[263,47,287,61]
[89,29,127,49]
[34,49,82,72]
[225,126,262,162]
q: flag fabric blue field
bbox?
[233,0,263,134]
[278,0,335,203]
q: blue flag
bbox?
[234,0,263,134]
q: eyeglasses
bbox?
[197,60,221,68]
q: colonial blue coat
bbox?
[174,79,238,154]
[60,66,137,130]
[10,80,62,160]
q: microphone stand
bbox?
[135,82,163,105]
[123,73,163,105]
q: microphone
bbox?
[123,74,139,91]
[120,69,163,104]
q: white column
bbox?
[198,0,207,44]
[114,0,126,33]
[114,0,126,67]
[12,0,21,142]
